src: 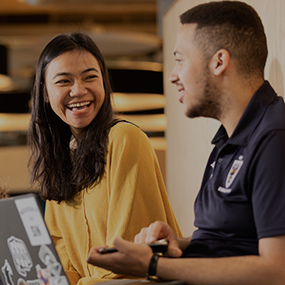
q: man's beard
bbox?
[186,70,222,120]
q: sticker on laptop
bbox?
[15,197,51,246]
[7,237,33,277]
[2,259,15,285]
[35,245,68,285]
[17,278,41,285]
[38,245,61,276]
[36,266,69,285]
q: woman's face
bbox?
[45,49,105,136]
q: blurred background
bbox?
[1,0,284,236]
[0,0,176,195]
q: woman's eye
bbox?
[85,74,97,80]
[55,79,70,84]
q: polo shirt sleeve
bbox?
[250,130,285,239]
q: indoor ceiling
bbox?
[0,0,171,91]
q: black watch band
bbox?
[146,253,163,281]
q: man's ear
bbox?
[209,49,230,76]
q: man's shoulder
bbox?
[260,95,285,131]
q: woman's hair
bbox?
[180,1,268,78]
[28,32,117,202]
[0,186,8,199]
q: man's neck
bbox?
[220,78,265,137]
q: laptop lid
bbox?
[0,193,69,285]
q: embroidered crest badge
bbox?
[225,159,244,188]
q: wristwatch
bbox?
[146,252,163,281]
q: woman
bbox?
[28,32,181,285]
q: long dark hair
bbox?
[28,32,117,202]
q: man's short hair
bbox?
[180,1,268,78]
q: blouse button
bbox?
[218,158,223,163]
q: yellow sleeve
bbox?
[105,122,182,244]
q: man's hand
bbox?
[134,221,183,257]
[87,236,153,277]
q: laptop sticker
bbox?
[15,197,51,246]
[1,259,15,285]
[17,278,41,285]
[49,276,69,285]
[38,245,57,267]
[38,245,61,277]
[35,265,68,285]
[35,246,68,285]
[7,237,33,278]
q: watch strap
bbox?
[146,253,163,281]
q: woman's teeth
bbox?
[67,101,91,110]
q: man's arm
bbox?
[87,221,187,276]
[87,222,285,285]
[156,235,285,285]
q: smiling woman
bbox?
[45,50,105,136]
[27,32,181,285]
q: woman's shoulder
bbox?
[110,120,144,136]
[109,120,149,144]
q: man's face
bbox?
[169,24,222,120]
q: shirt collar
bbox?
[212,81,277,146]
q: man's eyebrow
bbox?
[53,68,100,80]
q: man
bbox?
[87,1,285,284]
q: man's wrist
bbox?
[146,253,163,281]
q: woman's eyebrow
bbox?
[82,68,100,74]
[53,68,100,80]
[53,72,70,80]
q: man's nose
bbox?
[169,68,179,84]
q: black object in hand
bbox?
[98,239,169,254]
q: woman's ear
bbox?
[209,49,230,76]
[43,86,50,103]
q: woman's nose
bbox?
[70,81,87,97]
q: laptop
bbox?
[0,194,185,285]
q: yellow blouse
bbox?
[45,122,182,285]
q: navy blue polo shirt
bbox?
[183,81,285,258]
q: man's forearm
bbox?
[156,255,285,285]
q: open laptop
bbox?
[0,194,185,285]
